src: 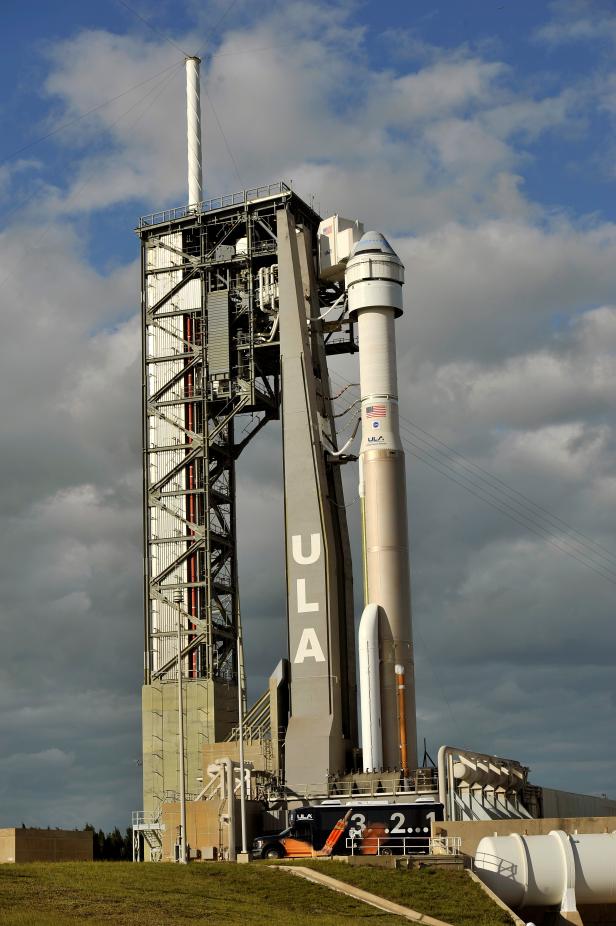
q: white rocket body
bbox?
[346,232,418,772]
[358,603,382,772]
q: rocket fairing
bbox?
[346,232,418,773]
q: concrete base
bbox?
[142,680,238,819]
[342,855,396,868]
[342,854,464,871]
[236,852,251,864]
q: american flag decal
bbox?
[366,404,387,418]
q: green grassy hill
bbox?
[295,861,514,926]
[0,862,408,926]
[0,861,513,926]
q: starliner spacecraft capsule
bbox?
[346,232,418,773]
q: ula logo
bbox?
[368,435,385,444]
[291,533,326,664]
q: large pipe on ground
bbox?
[346,232,418,772]
[475,830,616,917]
[185,56,202,206]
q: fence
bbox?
[139,182,292,228]
[345,835,461,856]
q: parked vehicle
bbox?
[252,799,444,859]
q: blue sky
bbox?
[1,0,616,831]
[3,0,616,240]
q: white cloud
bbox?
[33,6,582,231]
[372,58,507,125]
[396,219,616,366]
[535,0,616,46]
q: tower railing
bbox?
[139,182,292,228]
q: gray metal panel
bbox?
[278,209,351,792]
[298,228,357,753]
[207,290,230,377]
[540,788,616,818]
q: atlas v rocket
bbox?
[278,219,418,789]
[347,233,418,774]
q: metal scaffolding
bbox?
[139,183,360,825]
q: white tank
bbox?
[475,830,616,909]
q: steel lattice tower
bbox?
[138,183,357,817]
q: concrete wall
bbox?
[202,741,271,776]
[142,678,237,814]
[540,787,616,819]
[161,799,262,861]
[434,816,616,861]
[0,830,15,863]
[0,829,92,863]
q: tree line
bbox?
[84,824,133,861]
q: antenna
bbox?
[185,56,203,206]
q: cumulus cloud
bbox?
[32,2,581,231]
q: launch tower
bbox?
[138,183,360,817]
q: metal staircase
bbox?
[132,808,165,862]
[226,689,274,771]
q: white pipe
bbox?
[185,56,202,206]
[318,291,346,319]
[476,831,616,910]
[438,745,527,819]
[358,604,382,772]
[173,589,187,863]
[224,758,236,861]
[327,416,361,457]
[237,638,248,856]
[258,313,279,344]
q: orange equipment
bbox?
[315,810,353,857]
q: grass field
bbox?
[294,861,514,926]
[0,861,408,926]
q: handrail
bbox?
[139,182,292,229]
[132,810,163,827]
[345,835,461,856]
[289,769,439,800]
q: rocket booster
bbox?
[346,232,418,772]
